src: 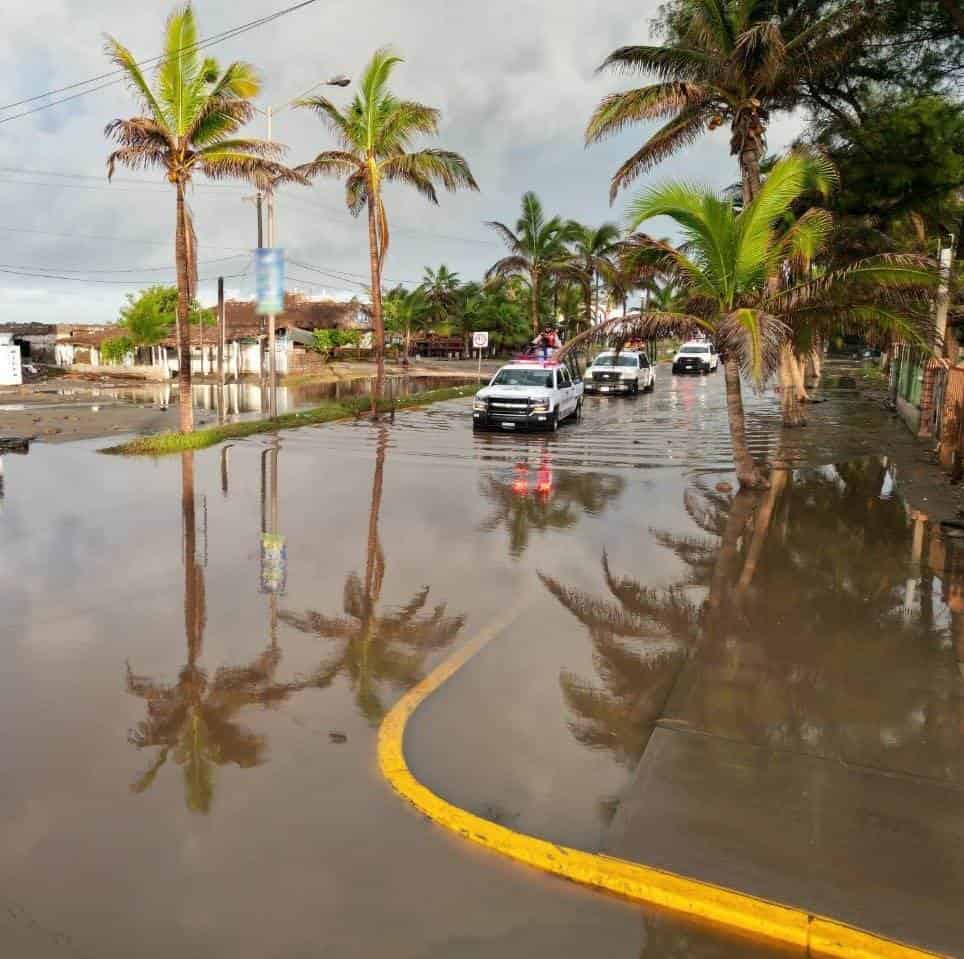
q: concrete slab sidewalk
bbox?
[606,725,964,957]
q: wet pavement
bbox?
[1,363,961,957]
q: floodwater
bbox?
[39,373,467,421]
[1,364,961,957]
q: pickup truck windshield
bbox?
[491,369,554,387]
[680,345,709,354]
[594,355,637,368]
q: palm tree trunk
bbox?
[723,355,768,489]
[366,192,385,397]
[531,270,541,336]
[779,344,807,427]
[175,182,195,433]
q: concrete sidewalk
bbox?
[606,724,964,957]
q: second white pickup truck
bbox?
[472,361,584,431]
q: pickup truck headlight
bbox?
[531,401,550,413]
[473,398,487,411]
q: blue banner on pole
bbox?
[254,248,284,315]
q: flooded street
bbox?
[1,363,961,957]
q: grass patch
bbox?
[101,385,474,456]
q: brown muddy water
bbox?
[1,365,961,958]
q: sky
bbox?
[0,0,805,326]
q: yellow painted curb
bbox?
[378,610,952,959]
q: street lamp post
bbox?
[253,75,350,419]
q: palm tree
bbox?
[383,284,431,364]
[486,192,578,335]
[568,222,621,326]
[296,48,478,397]
[281,428,464,721]
[421,265,462,329]
[586,0,874,205]
[105,5,295,433]
[560,152,934,488]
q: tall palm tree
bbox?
[421,264,462,329]
[486,192,578,335]
[560,152,934,488]
[568,222,621,327]
[281,428,464,721]
[105,5,295,433]
[586,0,874,206]
[297,48,478,397]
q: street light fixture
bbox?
[252,75,351,418]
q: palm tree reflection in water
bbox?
[281,427,465,723]
[546,460,964,782]
[125,451,310,813]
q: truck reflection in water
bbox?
[481,447,625,558]
[281,426,465,724]
[125,450,311,813]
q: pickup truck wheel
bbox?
[645,377,655,393]
[549,410,559,432]
[572,399,583,421]
[630,381,639,396]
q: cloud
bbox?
[0,0,805,322]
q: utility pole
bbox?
[217,276,225,422]
[266,105,278,419]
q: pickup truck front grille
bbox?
[593,370,620,382]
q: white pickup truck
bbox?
[584,349,654,395]
[472,361,583,431]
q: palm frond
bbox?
[586,83,708,144]
[597,45,713,81]
[381,149,479,194]
[296,96,354,149]
[297,150,360,182]
[485,255,530,281]
[157,4,205,135]
[197,153,304,187]
[718,307,786,386]
[486,220,522,252]
[608,107,708,201]
[103,36,168,125]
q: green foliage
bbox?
[614,151,934,383]
[101,336,135,364]
[460,279,531,351]
[310,328,362,358]
[810,94,964,235]
[117,285,212,348]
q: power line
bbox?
[0,266,250,285]
[0,0,325,124]
[0,225,249,253]
[0,253,247,275]
[0,167,247,191]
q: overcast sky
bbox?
[0,0,804,325]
